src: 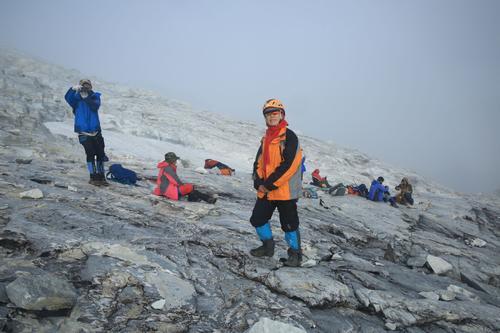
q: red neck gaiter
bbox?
[262,119,288,178]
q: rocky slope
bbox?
[0,49,499,332]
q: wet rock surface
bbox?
[0,50,499,332]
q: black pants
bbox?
[79,133,106,163]
[250,198,299,232]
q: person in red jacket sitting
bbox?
[311,169,331,188]
[153,152,216,204]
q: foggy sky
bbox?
[1,0,499,193]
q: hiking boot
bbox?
[97,173,109,186]
[95,173,109,186]
[88,173,101,186]
[206,195,217,204]
[189,190,215,204]
[283,248,302,267]
[249,239,275,257]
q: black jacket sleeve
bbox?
[253,144,263,190]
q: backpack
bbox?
[355,184,368,197]
[302,187,318,199]
[328,183,346,196]
[106,164,137,185]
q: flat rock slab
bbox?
[426,255,452,275]
[354,287,500,329]
[144,270,196,310]
[246,317,306,333]
[19,188,43,199]
[264,267,352,307]
[80,255,121,281]
[6,273,77,310]
[419,291,439,300]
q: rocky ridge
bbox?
[0,50,499,332]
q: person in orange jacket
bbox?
[249,98,304,267]
[153,152,216,204]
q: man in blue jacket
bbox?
[64,79,108,186]
[368,176,389,201]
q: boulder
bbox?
[19,188,43,199]
[447,285,479,302]
[264,268,352,307]
[470,238,487,248]
[419,291,439,300]
[151,299,166,310]
[439,289,456,301]
[426,255,452,275]
[6,273,77,310]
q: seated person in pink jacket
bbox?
[153,152,216,204]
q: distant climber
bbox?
[250,99,304,267]
[153,152,217,204]
[395,177,414,206]
[64,79,108,186]
[311,169,331,188]
[367,176,390,202]
[204,159,235,176]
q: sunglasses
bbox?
[265,111,282,117]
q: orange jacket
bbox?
[253,127,303,200]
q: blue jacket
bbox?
[64,88,101,133]
[368,179,388,201]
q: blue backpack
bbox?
[106,164,137,185]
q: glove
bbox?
[72,85,82,91]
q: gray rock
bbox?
[151,299,165,309]
[406,255,427,268]
[19,188,43,199]
[385,322,398,330]
[265,268,352,307]
[0,307,8,329]
[246,317,306,333]
[15,158,32,164]
[354,287,500,329]
[470,238,487,247]
[67,185,78,192]
[419,291,440,300]
[439,289,456,301]
[144,271,195,310]
[80,255,120,281]
[5,273,77,310]
[447,285,480,302]
[426,255,453,275]
[0,282,8,303]
[118,285,142,304]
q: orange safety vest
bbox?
[255,127,303,200]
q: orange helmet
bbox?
[262,98,285,115]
